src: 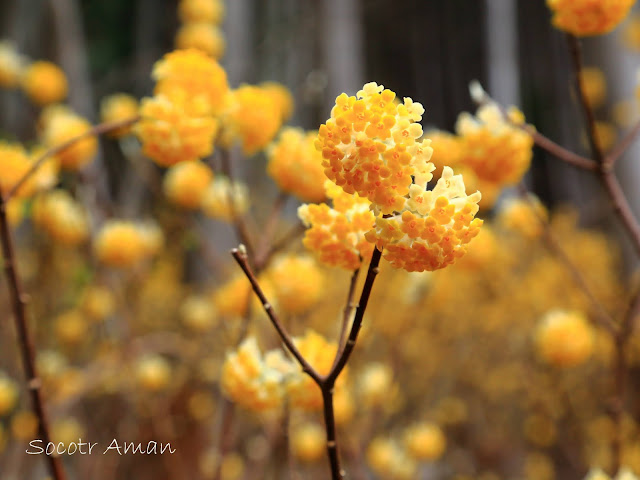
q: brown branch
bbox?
[331,267,361,371]
[517,185,617,334]
[606,117,640,168]
[0,198,67,480]
[219,149,256,260]
[326,248,382,385]
[526,127,597,171]
[6,115,140,201]
[231,247,321,382]
[566,34,605,165]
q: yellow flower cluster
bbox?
[403,422,446,461]
[0,142,57,198]
[100,93,139,138]
[40,108,98,171]
[366,437,418,480]
[298,180,375,270]
[534,309,595,368]
[496,194,548,239]
[0,42,24,88]
[32,190,89,245]
[584,468,639,480]
[176,0,225,59]
[221,84,290,155]
[291,423,326,462]
[0,375,18,416]
[201,176,249,222]
[267,127,327,203]
[21,60,68,106]
[365,167,483,272]
[287,330,344,410]
[316,82,434,215]
[220,337,292,412]
[163,160,214,209]
[546,0,635,36]
[264,255,324,314]
[136,49,228,167]
[455,103,533,206]
[94,220,163,268]
[135,355,172,392]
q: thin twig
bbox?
[0,198,67,480]
[231,247,321,382]
[566,34,605,165]
[332,267,361,371]
[526,127,597,171]
[517,185,617,334]
[6,115,140,201]
[219,149,256,260]
[606,117,640,168]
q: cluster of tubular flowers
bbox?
[21,60,68,106]
[298,180,375,270]
[99,93,139,138]
[316,82,434,215]
[175,0,225,59]
[534,309,595,368]
[163,160,214,209]
[546,0,635,36]
[496,194,549,239]
[0,142,58,198]
[32,190,89,245]
[220,83,292,155]
[264,255,325,315]
[200,176,249,221]
[94,219,163,268]
[220,337,294,412]
[135,49,228,167]
[454,103,533,207]
[267,127,327,203]
[40,107,98,171]
[365,167,483,272]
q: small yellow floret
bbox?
[163,160,214,209]
[546,0,635,36]
[80,285,116,322]
[21,61,68,105]
[32,190,89,245]
[201,176,250,222]
[100,93,139,137]
[358,362,394,406]
[535,309,595,368]
[175,23,225,59]
[41,109,98,170]
[291,423,325,463]
[265,255,324,314]
[135,355,172,392]
[180,295,217,332]
[178,0,225,24]
[54,310,88,346]
[403,423,447,461]
[267,128,327,203]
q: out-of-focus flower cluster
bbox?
[546,0,635,36]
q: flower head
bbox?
[41,109,97,170]
[265,255,325,314]
[201,176,250,222]
[163,160,214,209]
[21,61,68,106]
[316,82,434,215]
[178,0,225,24]
[175,23,225,59]
[298,181,375,270]
[94,220,158,268]
[547,0,635,36]
[365,167,483,272]
[32,190,89,246]
[535,309,595,368]
[267,127,327,203]
[100,94,139,138]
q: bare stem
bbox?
[332,267,361,371]
[0,197,67,480]
[607,117,640,168]
[6,115,140,201]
